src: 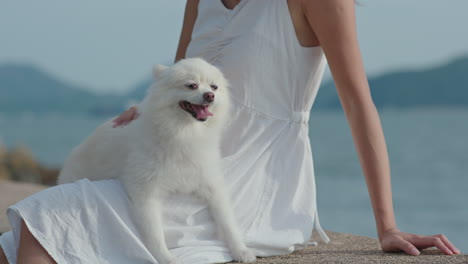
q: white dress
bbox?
[0,1,329,263]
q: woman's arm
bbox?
[113,0,199,127]
[302,0,459,255]
[175,0,199,62]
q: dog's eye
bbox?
[185,83,198,90]
[210,84,218,91]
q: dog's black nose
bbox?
[204,92,215,102]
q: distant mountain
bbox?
[0,64,126,115]
[314,57,468,109]
[1,57,467,117]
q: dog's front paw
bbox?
[231,248,256,263]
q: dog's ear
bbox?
[153,64,168,80]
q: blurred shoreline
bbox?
[0,144,59,186]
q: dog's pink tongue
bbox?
[191,105,213,119]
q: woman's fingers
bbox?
[112,118,123,128]
[395,239,420,256]
[429,237,453,255]
[381,230,460,256]
[112,118,125,127]
[112,114,127,127]
[433,234,460,254]
[409,236,453,255]
[112,107,139,128]
[130,108,139,121]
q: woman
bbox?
[0,0,460,263]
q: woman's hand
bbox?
[380,228,460,256]
[112,106,139,127]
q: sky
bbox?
[1,0,467,93]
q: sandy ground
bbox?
[232,231,467,264]
[1,180,466,263]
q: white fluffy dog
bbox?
[58,58,256,264]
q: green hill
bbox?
[314,57,468,110]
[0,64,125,115]
[1,56,467,117]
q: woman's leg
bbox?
[16,220,56,264]
[0,246,7,264]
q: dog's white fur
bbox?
[58,58,256,264]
